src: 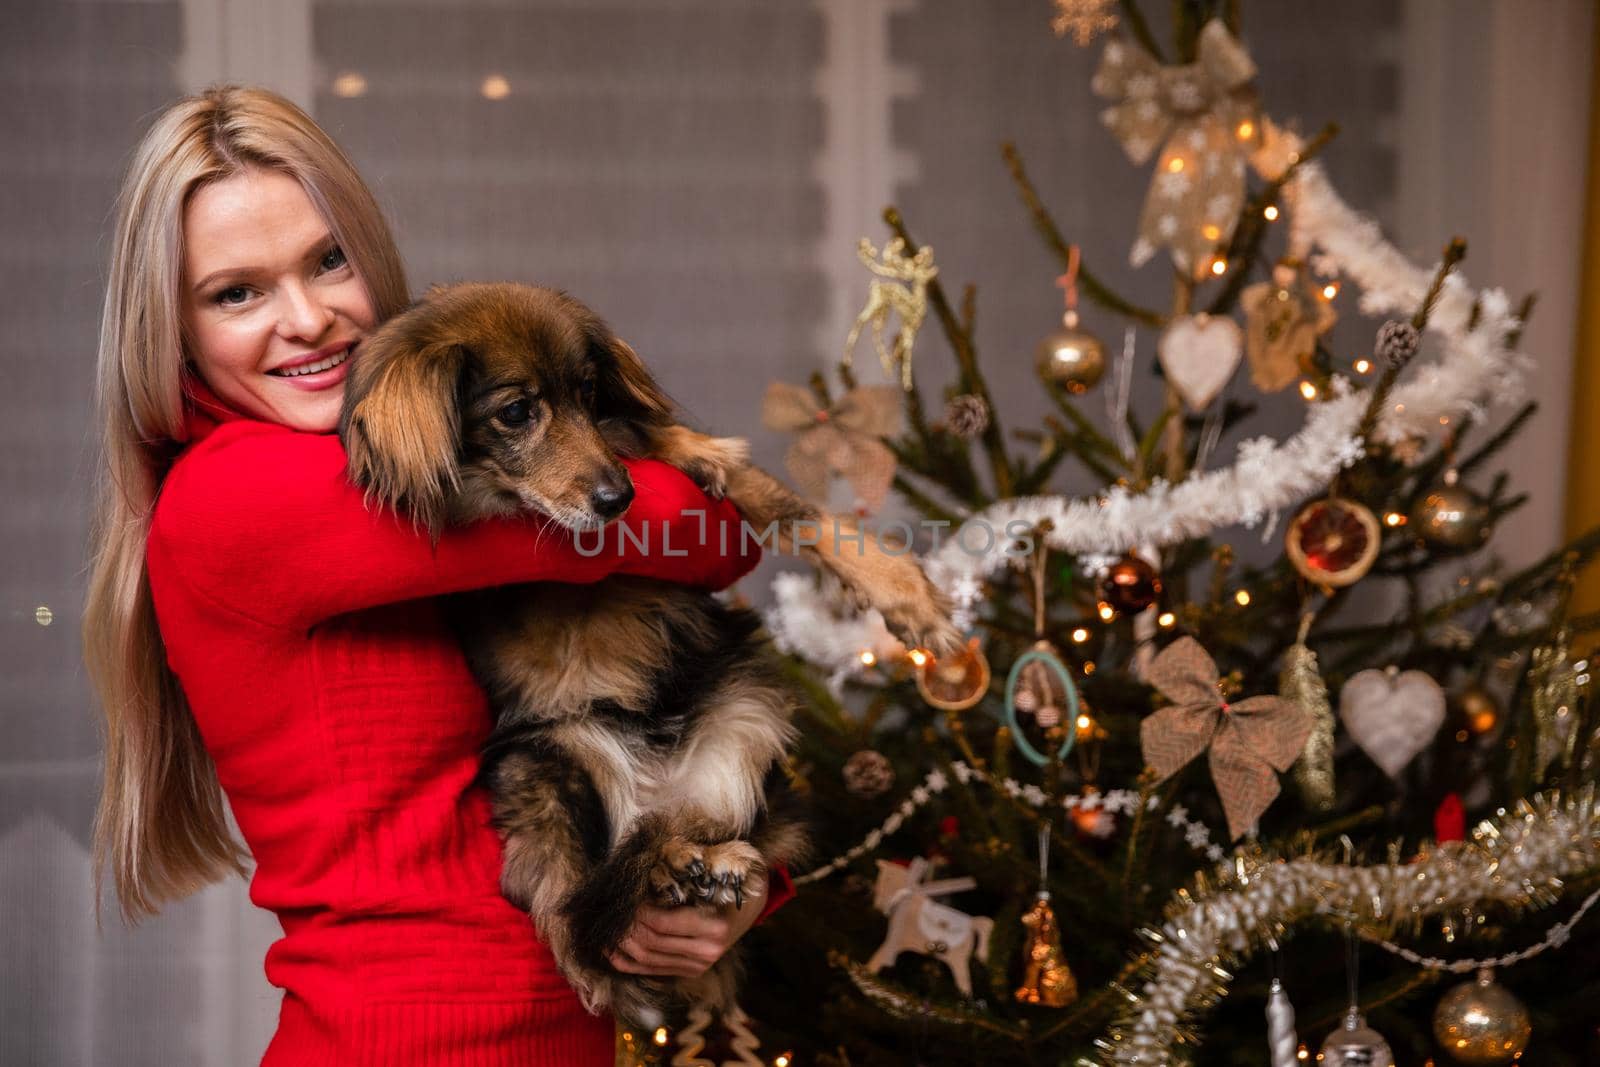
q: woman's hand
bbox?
[607,875,768,978]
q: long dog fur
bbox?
[337,282,954,1023]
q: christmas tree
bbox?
[657,4,1600,1065]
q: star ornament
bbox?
[1138,637,1312,840]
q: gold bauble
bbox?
[1035,310,1106,394]
[1431,970,1531,1066]
[1410,484,1491,549]
[1455,684,1500,736]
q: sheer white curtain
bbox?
[3,1,1586,1063]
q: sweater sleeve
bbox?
[149,422,759,632]
[753,864,795,926]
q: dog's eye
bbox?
[577,379,596,408]
[498,398,535,427]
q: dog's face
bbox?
[338,282,674,538]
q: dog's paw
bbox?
[880,574,962,656]
[678,436,749,500]
[696,840,765,909]
[648,837,708,907]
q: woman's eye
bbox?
[499,398,534,426]
[320,246,348,272]
[214,286,251,307]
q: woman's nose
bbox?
[276,281,336,341]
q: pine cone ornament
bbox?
[1375,319,1420,368]
[842,750,895,798]
[944,394,990,439]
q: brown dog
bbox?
[336,283,955,1024]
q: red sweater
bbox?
[146,376,788,1066]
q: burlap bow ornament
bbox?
[762,382,901,512]
[1091,20,1260,279]
[1139,637,1312,840]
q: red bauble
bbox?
[1285,498,1380,587]
[1434,793,1465,844]
[1099,554,1162,613]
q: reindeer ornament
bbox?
[843,237,938,390]
[867,858,993,997]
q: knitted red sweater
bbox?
[146,376,789,1066]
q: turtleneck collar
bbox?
[180,369,249,445]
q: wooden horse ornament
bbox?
[867,858,993,996]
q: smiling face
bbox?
[181,166,376,432]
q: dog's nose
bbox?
[589,472,635,520]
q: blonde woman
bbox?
[83,86,786,1065]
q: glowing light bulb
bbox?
[332,72,367,98]
[1321,282,1340,300]
[654,1026,670,1045]
[1097,602,1115,621]
[1354,357,1372,374]
[1210,258,1228,276]
[1264,204,1280,221]
[908,649,929,667]
[1202,223,1221,241]
[859,650,877,667]
[1299,380,1318,400]
[481,74,511,100]
[1157,611,1176,628]
[1075,713,1093,731]
[1167,157,1185,173]
[1236,120,1255,139]
[1071,627,1091,643]
[1234,590,1251,606]
[1384,512,1406,527]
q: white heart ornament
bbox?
[1338,668,1445,778]
[1158,313,1243,410]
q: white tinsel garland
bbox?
[770,150,1527,668]
[1092,789,1600,1066]
[764,572,904,694]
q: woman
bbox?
[82,86,787,1065]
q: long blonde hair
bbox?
[84,86,410,921]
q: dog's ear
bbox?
[591,332,673,430]
[339,324,472,543]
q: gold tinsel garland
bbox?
[1090,788,1600,1065]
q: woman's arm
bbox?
[150,421,757,631]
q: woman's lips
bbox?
[270,343,355,391]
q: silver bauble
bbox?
[1318,1007,1395,1067]
[1431,969,1531,1066]
[1410,484,1491,549]
[1035,309,1106,394]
